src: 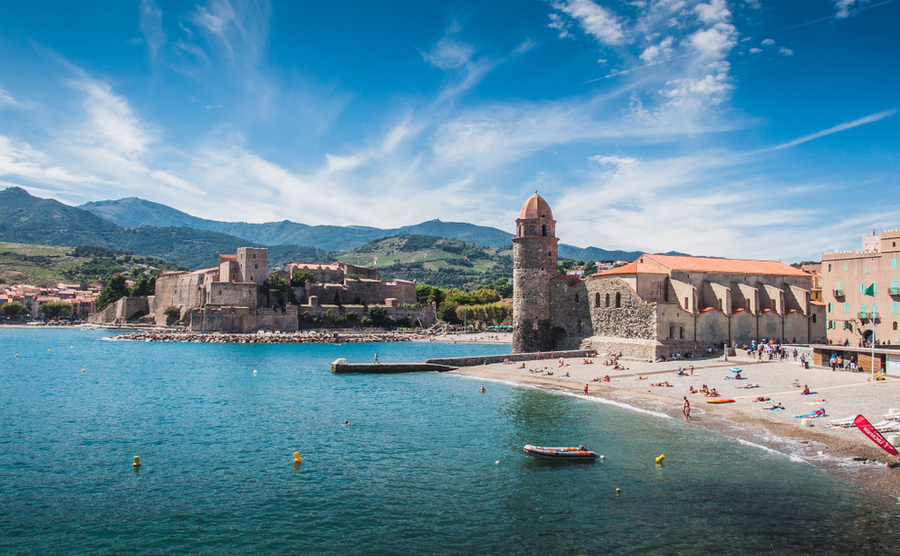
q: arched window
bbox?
[860,304,867,317]
[595,293,601,306]
[892,302,898,314]
[844,302,850,313]
[894,321,898,331]
[574,294,579,303]
[872,304,878,319]
[892,278,898,291]
[605,293,610,307]
[615,292,621,308]
[893,258,898,269]
[541,224,547,237]
[828,303,832,313]
[835,281,842,292]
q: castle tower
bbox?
[512,192,558,353]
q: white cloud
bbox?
[662,71,734,105]
[0,86,18,107]
[422,36,475,70]
[749,47,762,54]
[0,135,99,185]
[640,35,674,62]
[695,0,730,24]
[779,47,794,56]
[548,13,572,39]
[139,0,167,57]
[834,0,873,18]
[759,109,897,152]
[69,78,157,156]
[688,24,737,58]
[761,38,775,46]
[552,0,625,46]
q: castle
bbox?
[90,247,432,331]
[512,193,826,358]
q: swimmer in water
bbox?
[480,386,486,393]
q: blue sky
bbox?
[0,0,897,261]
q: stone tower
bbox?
[512,192,558,353]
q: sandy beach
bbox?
[455,351,900,499]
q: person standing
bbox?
[584,384,589,395]
[683,396,691,421]
[374,353,379,364]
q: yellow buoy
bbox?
[253,370,257,375]
[655,454,665,464]
[70,346,73,349]
[81,369,85,373]
[133,456,141,467]
[616,488,621,493]
[15,354,18,357]
[293,452,302,464]
[48,349,51,352]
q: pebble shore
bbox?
[113,330,431,344]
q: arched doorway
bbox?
[862,329,874,343]
[550,326,568,350]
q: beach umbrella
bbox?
[729,367,742,373]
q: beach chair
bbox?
[874,421,900,433]
[883,410,900,421]
[828,416,857,428]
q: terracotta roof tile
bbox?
[643,254,809,277]
[595,262,668,276]
[518,193,553,220]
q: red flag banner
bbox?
[854,414,900,457]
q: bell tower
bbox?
[512,192,558,353]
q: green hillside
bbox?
[335,235,513,289]
[0,242,186,287]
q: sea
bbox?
[1,328,899,555]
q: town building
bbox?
[512,193,825,358]
[821,229,900,346]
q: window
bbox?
[605,293,610,308]
[844,262,849,271]
[812,314,817,323]
[835,281,842,291]
[893,278,899,289]
[254,264,258,269]
[893,258,898,269]
[872,304,878,319]
[844,302,850,313]
[894,322,898,331]
[615,292,621,308]
[595,293,601,306]
[669,324,675,339]
[253,254,256,259]
[685,297,689,310]
[679,325,684,339]
[828,303,833,313]
[828,264,832,272]
[773,300,777,312]
[893,302,898,314]
[866,267,870,274]
[861,283,865,294]
[575,294,579,303]
[860,304,867,317]
[541,224,547,237]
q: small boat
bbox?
[706,399,736,404]
[524,444,599,460]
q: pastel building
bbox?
[821,229,900,345]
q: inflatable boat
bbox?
[523,445,599,460]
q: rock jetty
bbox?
[114,330,429,344]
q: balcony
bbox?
[833,289,844,297]
[890,287,899,296]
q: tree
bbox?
[163,306,181,323]
[345,311,360,323]
[291,269,315,287]
[452,293,476,306]
[95,275,130,311]
[2,301,28,319]
[492,277,512,298]
[584,259,597,275]
[332,290,342,307]
[132,276,154,296]
[471,288,501,304]
[367,306,389,327]
[262,274,292,307]
[437,301,461,324]
[39,301,73,320]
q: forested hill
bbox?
[0,187,330,269]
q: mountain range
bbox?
[0,186,667,273]
[79,197,652,261]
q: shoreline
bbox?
[453,354,900,501]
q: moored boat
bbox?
[524,444,599,460]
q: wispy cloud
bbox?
[139,0,167,57]
[0,86,18,107]
[551,0,625,46]
[760,109,897,152]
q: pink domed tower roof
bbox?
[518,192,553,220]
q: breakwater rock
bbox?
[113,331,428,344]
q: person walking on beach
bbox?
[683,396,691,421]
[374,353,379,364]
[584,384,589,395]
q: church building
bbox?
[512,193,826,359]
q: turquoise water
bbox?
[1,329,899,555]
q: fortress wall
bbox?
[549,279,591,349]
[208,281,257,308]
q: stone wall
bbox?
[87,296,150,324]
[296,303,436,328]
[305,279,417,306]
[188,305,299,333]
[207,281,257,308]
[549,277,591,350]
[512,237,558,353]
[426,349,591,367]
